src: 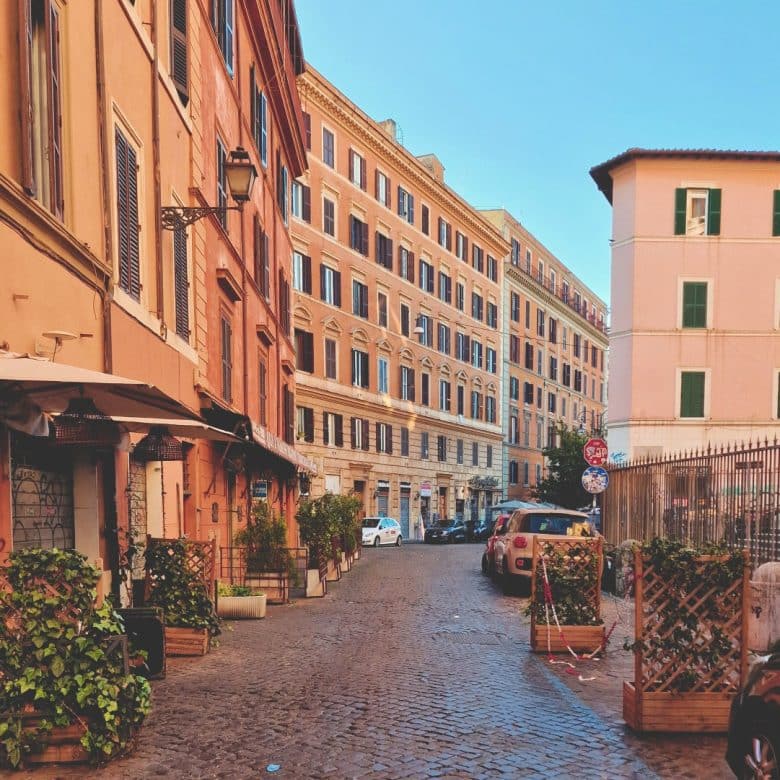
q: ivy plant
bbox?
[0,548,151,769]
[145,540,220,636]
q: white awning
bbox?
[113,417,239,442]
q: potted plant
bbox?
[0,548,151,768]
[216,583,267,619]
[623,538,748,733]
[528,536,605,653]
[144,539,220,656]
[234,502,296,604]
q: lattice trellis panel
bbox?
[145,536,216,591]
[633,551,749,694]
[531,536,603,628]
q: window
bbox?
[536,416,543,449]
[438,271,452,303]
[400,303,410,337]
[398,246,414,283]
[549,318,557,344]
[675,188,721,236]
[563,363,571,387]
[401,427,410,456]
[525,300,531,328]
[457,439,464,464]
[276,151,288,224]
[455,231,468,261]
[549,356,558,382]
[537,386,543,408]
[351,349,369,388]
[549,269,556,294]
[562,326,568,350]
[680,371,706,417]
[470,390,482,419]
[279,270,290,336]
[220,315,232,402]
[472,442,479,466]
[509,461,519,485]
[509,335,520,364]
[349,149,366,189]
[573,333,581,358]
[115,127,140,298]
[168,0,189,103]
[511,293,520,322]
[376,171,390,207]
[378,292,388,327]
[378,357,389,393]
[352,280,368,318]
[212,0,234,74]
[294,329,314,373]
[437,435,447,462]
[523,381,534,405]
[510,414,518,444]
[439,380,451,411]
[291,181,311,222]
[524,341,533,370]
[472,245,484,273]
[320,265,341,306]
[258,358,268,425]
[537,349,543,375]
[419,260,435,294]
[398,186,414,224]
[509,376,520,401]
[438,217,452,250]
[456,283,465,311]
[283,386,295,444]
[486,445,493,468]
[297,407,314,443]
[525,248,532,273]
[302,111,311,150]
[471,339,483,369]
[420,432,429,460]
[351,417,369,451]
[523,412,530,446]
[325,338,337,379]
[376,423,393,454]
[574,369,583,392]
[548,392,557,414]
[400,366,415,401]
[418,314,433,347]
[421,373,430,406]
[510,239,520,266]
[375,233,393,269]
[253,218,270,300]
[562,281,569,304]
[437,323,451,355]
[537,308,545,337]
[537,260,544,285]
[322,127,335,168]
[292,252,311,294]
[457,385,465,415]
[682,281,708,328]
[250,67,267,166]
[456,332,470,362]
[487,255,498,283]
[322,412,344,447]
[486,302,497,329]
[350,216,369,255]
[486,347,497,374]
[471,292,483,321]
[323,197,335,236]
[486,396,496,423]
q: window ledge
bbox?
[217,267,243,302]
[256,324,276,346]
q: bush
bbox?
[234,502,296,580]
[297,494,362,566]
[0,548,151,768]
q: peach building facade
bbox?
[591,149,780,460]
[481,210,608,500]
[291,67,507,535]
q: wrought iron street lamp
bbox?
[160,147,257,231]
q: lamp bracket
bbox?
[161,205,242,231]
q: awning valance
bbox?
[251,423,317,474]
[113,417,240,442]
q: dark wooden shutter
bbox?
[302,185,311,222]
[333,271,342,307]
[427,267,434,294]
[674,188,687,235]
[375,169,381,201]
[173,228,189,338]
[263,232,270,300]
[360,157,366,190]
[253,215,262,286]
[18,0,34,195]
[348,149,354,180]
[361,221,368,256]
[221,317,232,402]
[334,415,343,447]
[408,252,414,284]
[707,188,721,235]
[351,417,357,448]
[375,232,381,265]
[385,177,391,209]
[361,351,369,387]
[115,128,140,300]
[171,0,189,104]
[319,264,327,300]
[397,185,403,217]
[422,205,429,235]
[322,411,329,444]
[446,223,452,251]
[362,419,369,451]
[774,191,780,237]
[49,4,63,217]
[301,255,312,294]
[463,236,469,262]
[258,359,267,425]
[302,111,311,150]
[375,422,381,452]
[387,425,393,454]
[304,408,314,442]
[304,332,314,372]
[409,369,415,402]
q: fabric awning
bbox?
[251,423,317,474]
[0,352,200,423]
[113,417,240,442]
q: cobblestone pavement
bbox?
[24,544,733,779]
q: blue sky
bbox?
[294,0,779,307]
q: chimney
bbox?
[417,154,445,183]
[378,119,397,141]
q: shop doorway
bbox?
[399,488,410,537]
[438,486,448,522]
[376,489,389,517]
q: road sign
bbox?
[582,466,609,494]
[583,437,609,466]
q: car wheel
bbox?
[481,553,488,575]
[396,535,402,547]
[743,722,780,779]
[373,536,380,547]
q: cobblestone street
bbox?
[31,545,731,779]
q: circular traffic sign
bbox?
[583,437,609,466]
[582,466,609,494]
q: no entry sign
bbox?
[583,437,608,466]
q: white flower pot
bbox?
[217,593,267,619]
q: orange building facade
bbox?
[290,68,507,536]
[481,210,608,501]
[0,0,312,593]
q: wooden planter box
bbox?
[245,573,288,604]
[622,681,734,733]
[530,623,605,654]
[217,594,266,619]
[325,558,341,583]
[305,568,327,597]
[165,626,210,656]
[339,551,351,574]
[22,717,89,765]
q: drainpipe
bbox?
[150,0,165,329]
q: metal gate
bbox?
[127,459,148,581]
[11,432,74,550]
[399,491,410,537]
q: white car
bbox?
[361,517,402,547]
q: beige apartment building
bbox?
[290,67,508,536]
[591,148,780,459]
[482,211,609,500]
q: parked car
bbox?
[473,517,494,542]
[480,514,510,577]
[493,508,596,594]
[726,646,780,778]
[361,517,402,547]
[424,519,467,544]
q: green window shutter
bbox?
[773,190,780,237]
[707,188,721,235]
[674,188,687,235]
[680,371,705,417]
[682,282,707,328]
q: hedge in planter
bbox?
[0,548,151,769]
[297,494,362,571]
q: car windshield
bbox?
[361,518,381,529]
[526,514,592,536]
